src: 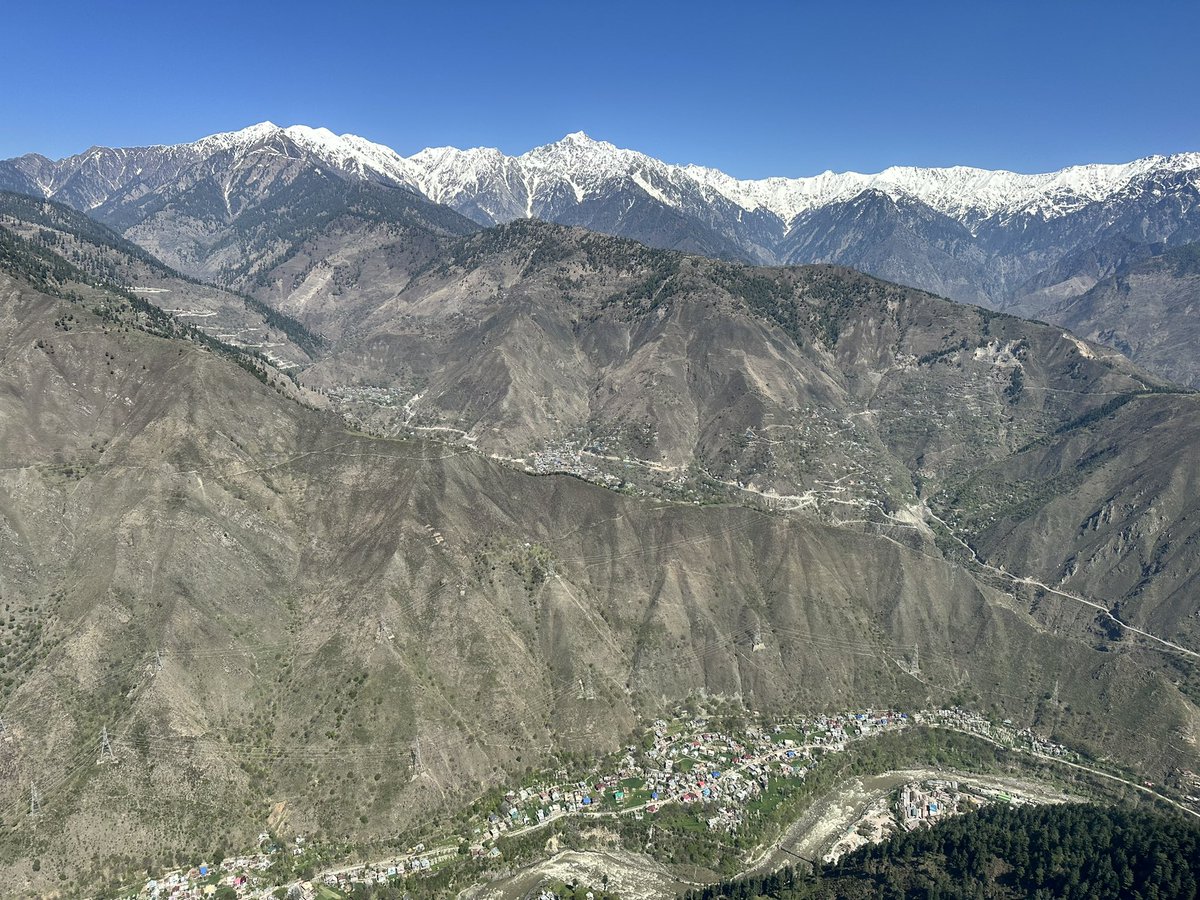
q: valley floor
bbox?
[116,706,1197,900]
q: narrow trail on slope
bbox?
[924,509,1199,661]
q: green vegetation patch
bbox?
[686,803,1200,900]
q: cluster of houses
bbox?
[463,710,913,842]
[138,841,447,900]
[325,384,405,407]
[826,776,992,861]
[898,778,980,830]
[131,705,1093,898]
[315,851,446,892]
[144,859,266,900]
[916,707,1073,759]
[139,834,338,900]
[526,437,623,487]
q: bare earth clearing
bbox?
[746,768,1075,877]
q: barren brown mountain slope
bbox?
[1045,243,1200,388]
[0,190,321,369]
[2,266,1198,895]
[267,223,1168,509]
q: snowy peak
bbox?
[700,151,1200,222]
[11,122,424,211]
[554,130,602,146]
[398,131,1200,230]
[523,131,618,158]
[5,124,1199,310]
[21,124,1198,229]
[520,132,653,182]
[195,120,282,149]
[405,144,527,219]
[402,132,682,221]
[682,153,1200,223]
[191,122,421,186]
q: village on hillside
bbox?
[130,707,1092,900]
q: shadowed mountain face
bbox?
[1039,243,1200,388]
[1,126,478,295]
[932,390,1200,645]
[0,190,323,367]
[774,191,991,306]
[118,168,476,289]
[1,256,1198,894]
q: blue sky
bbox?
[4,0,1198,177]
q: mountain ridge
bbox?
[2,175,1200,896]
[5,123,1198,321]
[1045,241,1200,387]
[14,122,1195,225]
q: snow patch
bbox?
[631,170,674,207]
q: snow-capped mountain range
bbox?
[409,129,1200,227]
[15,121,1198,225]
[3,122,1199,308]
